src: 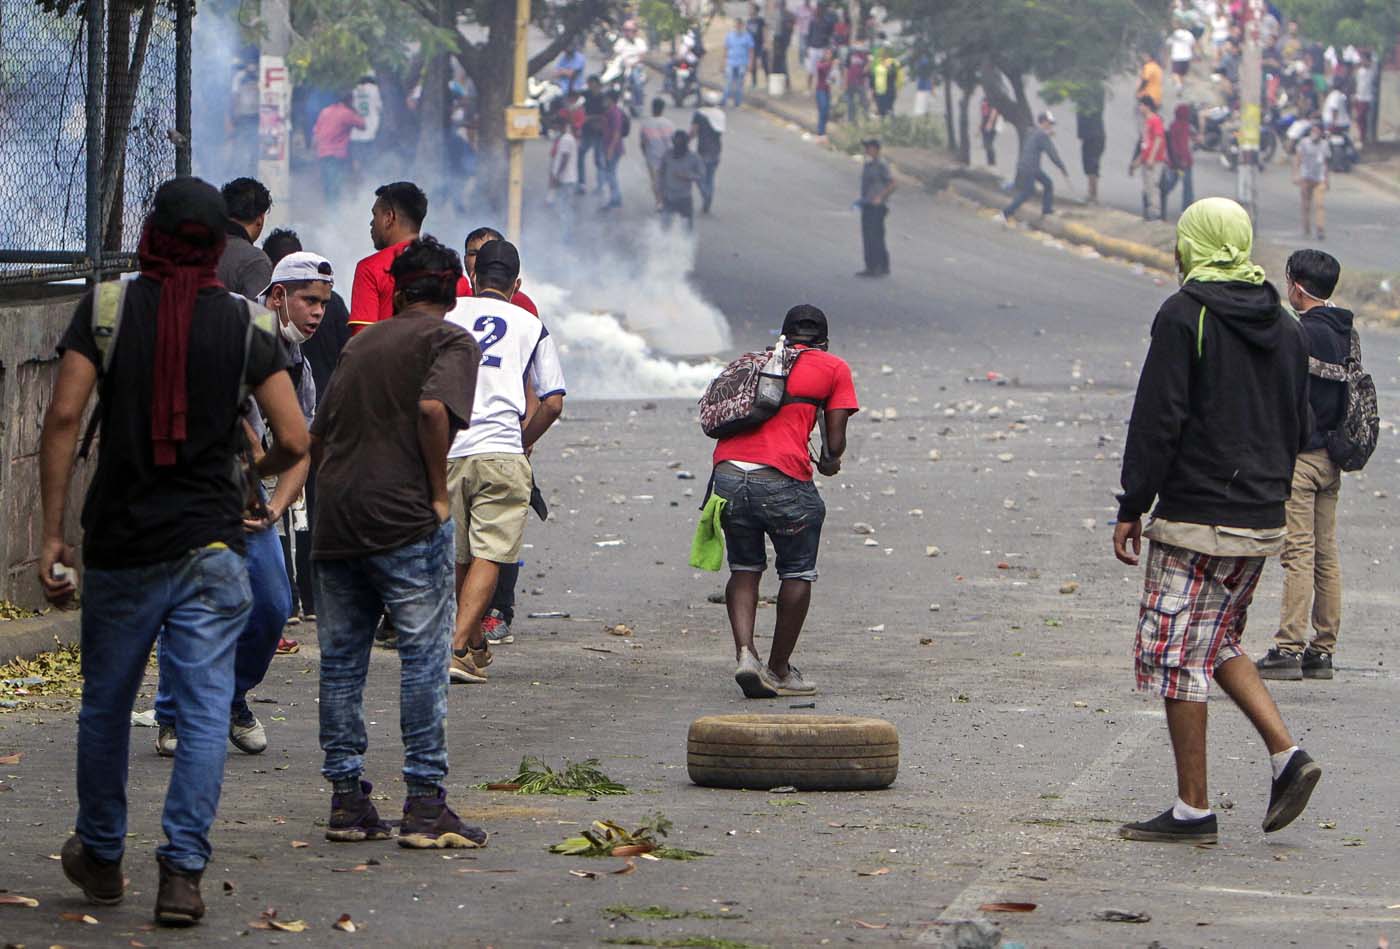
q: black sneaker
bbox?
[1256,647,1303,681]
[61,834,124,905]
[326,780,393,842]
[154,859,204,927]
[1264,750,1322,833]
[398,787,488,849]
[1301,648,1333,680]
[1119,808,1218,844]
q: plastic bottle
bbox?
[755,335,787,414]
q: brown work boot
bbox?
[61,834,124,905]
[154,858,205,927]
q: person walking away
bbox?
[1133,97,1169,221]
[348,181,428,333]
[1076,94,1106,203]
[39,177,308,925]
[599,91,627,211]
[1166,103,1197,214]
[804,3,836,92]
[1170,26,1197,91]
[659,130,706,230]
[1294,122,1330,239]
[1137,50,1164,113]
[577,76,607,192]
[1257,250,1354,682]
[228,62,260,174]
[856,138,894,277]
[724,18,755,107]
[692,93,726,214]
[1353,51,1374,144]
[218,177,273,299]
[980,98,1001,166]
[1114,197,1321,845]
[312,93,367,205]
[795,0,815,81]
[1001,111,1069,220]
[311,236,487,848]
[844,43,870,123]
[912,54,934,117]
[444,240,566,684]
[549,115,580,235]
[814,47,835,138]
[153,251,330,757]
[871,43,899,118]
[747,3,769,87]
[711,305,858,698]
[772,1,795,79]
[640,98,676,211]
[349,76,382,178]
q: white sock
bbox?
[1173,797,1212,821]
[1270,745,1299,780]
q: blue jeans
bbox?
[815,88,831,136]
[699,156,720,212]
[77,547,251,871]
[601,152,622,207]
[156,523,290,723]
[724,65,746,106]
[1179,165,1195,213]
[1004,170,1053,217]
[315,520,454,792]
[713,466,826,582]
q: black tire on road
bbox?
[686,714,899,791]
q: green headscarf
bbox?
[1175,196,1266,285]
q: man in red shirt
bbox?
[456,226,538,316]
[312,93,365,203]
[1132,96,1168,222]
[711,305,859,699]
[348,181,428,334]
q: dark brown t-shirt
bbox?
[311,307,480,559]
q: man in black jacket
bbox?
[1113,197,1322,845]
[1257,250,1352,682]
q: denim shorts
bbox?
[713,465,826,582]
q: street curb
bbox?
[1352,162,1400,200]
[0,612,80,663]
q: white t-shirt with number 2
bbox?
[445,294,567,458]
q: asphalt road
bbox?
[3,104,1399,949]
[983,73,1399,277]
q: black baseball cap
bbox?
[150,176,227,240]
[861,138,882,149]
[781,304,828,343]
[474,239,521,283]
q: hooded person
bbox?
[1112,197,1321,847]
[691,91,727,213]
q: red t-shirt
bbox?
[349,239,411,334]
[313,102,366,159]
[713,347,860,482]
[454,276,538,316]
[1140,113,1167,166]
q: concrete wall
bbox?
[0,290,88,610]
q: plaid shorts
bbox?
[1134,541,1265,703]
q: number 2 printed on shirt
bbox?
[474,315,508,368]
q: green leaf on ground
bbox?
[548,814,707,859]
[486,756,629,796]
[603,905,743,921]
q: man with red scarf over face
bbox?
[38,177,310,927]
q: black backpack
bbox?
[1309,329,1379,471]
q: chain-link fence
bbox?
[0,0,190,287]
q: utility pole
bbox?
[1236,0,1263,225]
[259,0,293,230]
[506,0,531,242]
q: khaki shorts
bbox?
[447,453,532,565]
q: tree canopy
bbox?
[1277,0,1399,49]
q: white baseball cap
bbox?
[260,251,335,300]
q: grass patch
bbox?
[603,905,742,922]
[831,113,945,155]
[603,939,765,949]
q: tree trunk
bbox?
[979,63,1033,154]
[942,61,957,157]
[956,84,972,164]
[373,57,417,162]
[416,49,450,189]
[100,0,155,253]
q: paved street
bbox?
[3,103,1400,949]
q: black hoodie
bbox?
[1299,305,1354,452]
[1118,280,1311,529]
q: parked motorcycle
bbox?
[666,57,701,107]
[1326,126,1358,172]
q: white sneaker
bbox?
[993,212,1009,225]
[768,664,817,696]
[156,724,177,758]
[229,712,268,755]
[734,651,778,699]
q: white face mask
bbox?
[277,304,310,345]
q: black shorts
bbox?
[714,465,825,582]
[1081,137,1106,177]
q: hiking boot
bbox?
[61,834,124,905]
[398,787,488,849]
[154,859,204,927]
[1118,808,1218,844]
[734,650,778,699]
[156,723,178,758]
[769,664,817,696]
[1301,647,1334,680]
[483,611,514,645]
[449,649,488,684]
[1256,647,1303,681]
[228,708,267,755]
[1264,750,1322,833]
[326,780,393,842]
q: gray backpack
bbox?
[1309,330,1379,472]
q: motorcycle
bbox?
[525,76,566,116]
[1327,126,1358,172]
[1221,124,1277,170]
[600,55,646,117]
[666,57,701,107]
[1200,105,1232,152]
